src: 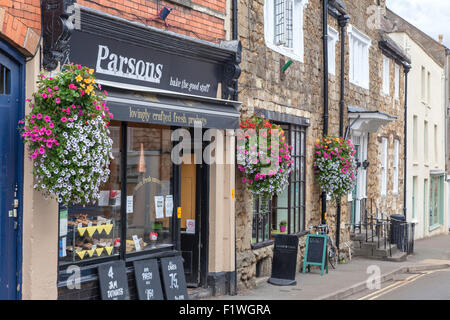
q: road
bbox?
[350,268,450,300]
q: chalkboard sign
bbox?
[302,234,328,276]
[160,256,189,300]
[98,261,129,300]
[133,259,164,300]
[268,234,299,286]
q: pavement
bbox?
[202,233,450,300]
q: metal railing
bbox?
[349,199,415,257]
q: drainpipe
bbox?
[232,0,238,296]
[321,0,329,224]
[335,13,349,259]
[403,64,411,219]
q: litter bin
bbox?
[390,214,406,249]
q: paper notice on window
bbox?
[186,219,195,234]
[132,235,142,252]
[165,195,173,217]
[59,209,68,237]
[126,196,134,214]
[154,196,165,219]
[98,190,110,206]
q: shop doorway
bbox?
[180,154,208,287]
[0,45,23,299]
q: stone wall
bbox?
[236,0,406,291]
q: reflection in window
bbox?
[126,123,173,253]
[0,64,11,95]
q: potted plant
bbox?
[279,220,287,233]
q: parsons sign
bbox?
[69,31,220,98]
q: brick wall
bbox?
[0,0,228,55]
[0,0,40,55]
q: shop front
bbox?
[56,5,241,299]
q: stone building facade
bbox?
[235,0,410,290]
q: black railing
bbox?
[349,199,415,257]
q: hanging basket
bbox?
[236,114,293,198]
[18,64,114,205]
[313,135,357,202]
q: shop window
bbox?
[348,25,371,89]
[58,123,122,264]
[264,0,309,62]
[58,122,175,265]
[252,124,306,245]
[126,123,174,253]
[429,175,444,230]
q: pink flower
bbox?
[31,114,36,119]
[96,105,101,110]
[36,113,42,119]
[45,129,52,135]
[49,122,54,128]
[31,153,37,159]
[53,86,59,90]
[68,118,74,122]
[25,98,31,102]
[42,93,48,99]
[55,98,61,104]
[68,83,77,90]
[77,64,82,70]
[61,117,67,122]
[44,115,51,122]
[38,147,45,154]
[18,120,24,124]
[46,141,53,148]
[47,88,52,93]
[80,90,85,96]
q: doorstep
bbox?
[188,286,214,300]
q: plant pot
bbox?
[280,225,287,233]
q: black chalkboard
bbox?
[98,261,129,300]
[302,234,328,276]
[160,256,189,300]
[133,259,164,300]
[268,234,299,286]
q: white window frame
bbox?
[264,0,309,62]
[394,64,400,100]
[393,139,399,194]
[381,137,388,197]
[348,25,371,89]
[382,55,390,96]
[327,26,339,75]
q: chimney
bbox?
[438,34,444,44]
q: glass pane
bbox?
[126,123,173,253]
[275,209,288,234]
[276,186,289,208]
[59,123,122,263]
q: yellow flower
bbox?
[80,83,86,89]
[86,84,94,94]
[75,75,83,82]
[88,69,94,74]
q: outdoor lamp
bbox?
[159,6,173,20]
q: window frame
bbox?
[348,25,371,89]
[393,139,399,194]
[264,0,309,62]
[327,26,339,75]
[382,55,390,96]
[394,63,400,100]
[380,137,388,197]
[251,123,307,245]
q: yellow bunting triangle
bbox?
[96,225,105,234]
[95,248,104,256]
[78,227,87,237]
[103,224,113,235]
[87,249,95,257]
[105,246,113,255]
[86,226,96,237]
[76,250,86,260]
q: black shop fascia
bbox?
[56,5,241,299]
